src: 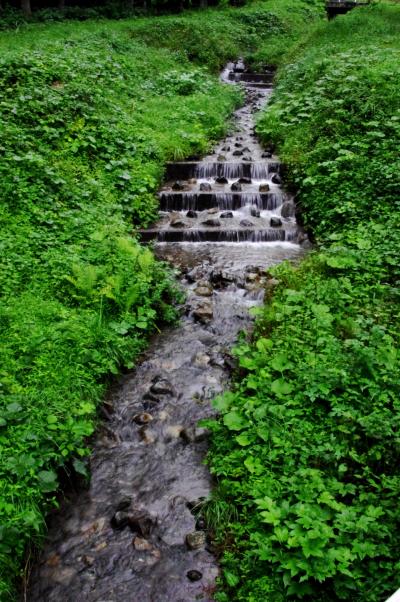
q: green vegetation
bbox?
[0,1,324,597]
[207,4,400,601]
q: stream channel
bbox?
[28,61,308,602]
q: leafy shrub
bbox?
[0,14,241,598]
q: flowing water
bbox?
[27,61,308,602]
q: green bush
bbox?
[0,15,239,599]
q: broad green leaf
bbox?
[223,411,247,431]
[271,378,293,396]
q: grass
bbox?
[206,4,400,601]
[0,1,325,597]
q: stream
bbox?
[27,61,307,602]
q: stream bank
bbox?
[27,61,306,602]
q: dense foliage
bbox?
[0,1,324,596]
[207,4,400,601]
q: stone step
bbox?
[165,161,280,180]
[140,228,298,244]
[158,192,282,212]
[245,82,274,89]
[229,72,274,83]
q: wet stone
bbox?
[186,210,198,218]
[116,497,132,512]
[172,180,186,191]
[133,412,153,425]
[201,218,221,227]
[242,156,252,161]
[195,517,206,530]
[170,215,188,228]
[199,182,212,192]
[238,176,251,184]
[250,207,261,218]
[193,352,211,367]
[195,285,213,297]
[265,278,280,291]
[187,570,203,582]
[217,154,226,161]
[192,301,213,323]
[270,217,282,228]
[281,201,295,218]
[220,211,233,219]
[262,151,272,158]
[150,378,174,396]
[111,511,131,530]
[139,426,157,444]
[142,392,161,408]
[207,207,219,214]
[186,531,206,550]
[240,219,254,227]
[215,176,228,184]
[180,426,210,444]
[259,183,270,192]
[231,182,242,192]
[271,173,282,185]
[130,512,155,537]
[132,536,153,552]
[232,149,243,156]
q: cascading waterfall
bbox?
[158,192,282,212]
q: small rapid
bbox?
[27,61,307,602]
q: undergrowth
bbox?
[207,4,400,601]
[0,1,324,597]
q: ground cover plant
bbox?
[0,1,324,597]
[207,4,400,601]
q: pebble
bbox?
[186,531,206,550]
[150,378,174,396]
[180,427,210,443]
[116,497,132,511]
[193,352,211,367]
[139,427,157,444]
[187,570,203,582]
[132,537,153,552]
[195,286,213,297]
[133,412,153,425]
[192,301,213,323]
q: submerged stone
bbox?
[172,180,186,191]
[201,218,221,227]
[270,217,282,228]
[150,378,174,396]
[187,570,202,582]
